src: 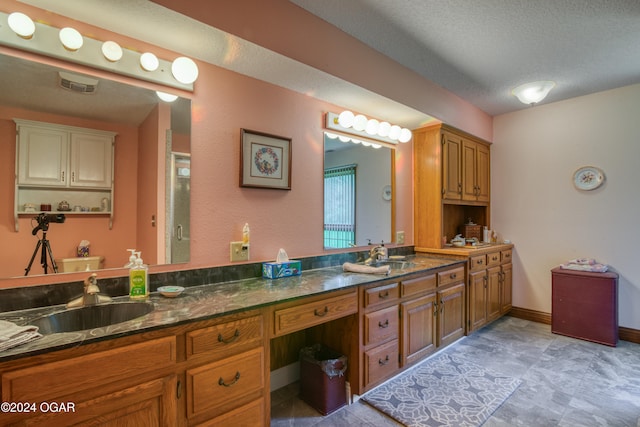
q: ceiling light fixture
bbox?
[326,111,412,145]
[59,27,83,51]
[7,12,35,39]
[512,81,556,105]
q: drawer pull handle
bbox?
[314,306,329,317]
[218,371,241,387]
[218,329,240,344]
[476,260,483,264]
[379,355,390,366]
[379,290,390,299]
[378,319,389,329]
[450,273,457,279]
[492,256,498,261]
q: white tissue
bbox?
[276,248,289,263]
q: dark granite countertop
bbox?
[0,255,464,362]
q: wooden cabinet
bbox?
[1,336,178,426]
[467,248,513,333]
[14,119,116,231]
[413,123,491,250]
[436,269,466,348]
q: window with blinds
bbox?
[324,164,356,248]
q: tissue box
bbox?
[263,261,302,279]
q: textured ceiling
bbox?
[291,0,640,115]
[14,0,640,121]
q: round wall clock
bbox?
[573,166,605,191]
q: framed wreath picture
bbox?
[240,129,292,190]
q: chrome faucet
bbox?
[368,242,388,264]
[66,273,112,308]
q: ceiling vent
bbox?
[58,71,98,94]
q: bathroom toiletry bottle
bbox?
[242,223,250,247]
[129,252,149,299]
[483,226,489,243]
[124,248,137,268]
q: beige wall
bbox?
[492,83,640,330]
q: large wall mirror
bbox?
[0,52,190,278]
[323,133,392,249]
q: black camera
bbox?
[32,213,65,235]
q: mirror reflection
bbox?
[323,133,392,249]
[0,53,190,278]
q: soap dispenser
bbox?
[129,251,149,299]
[124,249,137,268]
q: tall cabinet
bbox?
[413,123,491,250]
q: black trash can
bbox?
[299,344,347,415]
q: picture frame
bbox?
[240,129,292,190]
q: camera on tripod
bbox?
[31,213,66,235]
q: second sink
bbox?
[30,302,154,335]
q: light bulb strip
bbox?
[0,11,194,91]
[324,129,395,150]
[325,112,412,145]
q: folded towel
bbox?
[343,262,390,275]
[568,258,597,265]
[560,263,608,273]
[0,320,42,352]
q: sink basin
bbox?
[371,260,416,270]
[30,302,154,334]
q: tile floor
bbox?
[270,316,640,426]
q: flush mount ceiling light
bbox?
[140,52,159,71]
[7,12,35,39]
[512,81,556,105]
[101,40,123,62]
[59,27,83,51]
[327,111,412,146]
[156,91,178,102]
[171,57,199,84]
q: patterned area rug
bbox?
[362,353,521,427]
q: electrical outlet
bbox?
[396,231,405,244]
[230,241,250,262]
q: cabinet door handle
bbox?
[433,301,438,317]
[61,171,65,182]
[378,319,389,329]
[218,329,240,344]
[378,290,389,299]
[440,299,445,314]
[71,171,75,182]
[218,371,241,387]
[176,380,182,399]
[458,183,462,194]
[314,306,329,317]
[378,355,390,366]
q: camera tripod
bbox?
[24,228,59,276]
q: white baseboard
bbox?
[270,362,300,392]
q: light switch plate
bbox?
[230,241,250,262]
[396,231,405,244]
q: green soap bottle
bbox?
[129,251,149,299]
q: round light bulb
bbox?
[172,57,199,84]
[140,52,159,71]
[8,12,35,39]
[353,114,367,131]
[365,119,380,135]
[156,91,178,102]
[398,128,412,143]
[337,111,354,128]
[338,136,350,143]
[101,41,123,62]
[388,125,401,140]
[377,121,391,137]
[59,27,83,51]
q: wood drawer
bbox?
[364,339,399,387]
[186,314,263,360]
[186,347,264,419]
[197,397,264,427]
[469,254,487,272]
[2,336,176,402]
[501,249,512,263]
[363,282,399,308]
[437,266,464,287]
[401,274,436,297]
[273,291,357,336]
[486,251,502,267]
[364,305,399,346]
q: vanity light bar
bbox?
[325,112,412,145]
[0,11,195,91]
[324,132,383,149]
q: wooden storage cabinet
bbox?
[467,248,513,333]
